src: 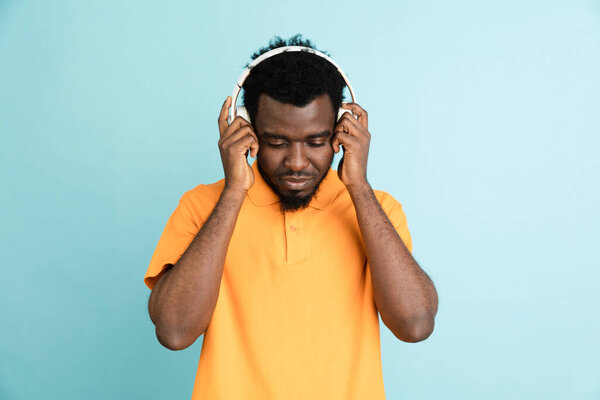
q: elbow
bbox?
[385,314,436,343]
[398,319,435,343]
[155,325,204,351]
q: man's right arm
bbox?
[148,187,246,350]
[148,97,259,350]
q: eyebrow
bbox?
[261,131,331,140]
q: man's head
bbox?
[242,35,346,211]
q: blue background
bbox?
[1,1,599,399]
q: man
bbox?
[144,35,438,399]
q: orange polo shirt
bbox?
[145,161,412,400]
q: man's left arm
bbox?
[333,103,438,343]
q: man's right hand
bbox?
[217,96,259,192]
[150,99,256,349]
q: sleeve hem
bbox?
[144,263,174,290]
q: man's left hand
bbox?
[332,103,371,188]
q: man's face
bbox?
[254,93,336,212]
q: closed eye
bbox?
[266,141,287,148]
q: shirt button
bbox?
[290,225,296,232]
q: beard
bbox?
[257,160,331,213]
[276,176,327,212]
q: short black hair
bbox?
[242,34,346,125]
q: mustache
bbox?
[276,171,315,178]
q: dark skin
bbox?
[255,94,335,206]
[148,93,438,350]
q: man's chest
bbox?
[227,201,365,269]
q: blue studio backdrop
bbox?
[1,1,599,399]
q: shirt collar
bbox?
[247,161,346,210]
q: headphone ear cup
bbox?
[228,106,251,124]
[237,106,251,124]
[337,108,354,122]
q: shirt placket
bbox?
[283,211,305,264]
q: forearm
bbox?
[348,182,438,342]
[148,187,246,350]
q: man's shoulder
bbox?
[370,188,407,216]
[371,188,400,205]
[179,178,226,207]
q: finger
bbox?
[337,113,370,139]
[222,116,252,140]
[341,103,368,129]
[332,129,359,152]
[332,124,351,153]
[229,126,260,158]
[218,96,232,136]
[331,134,341,153]
[220,125,256,148]
[231,133,259,157]
[249,135,259,158]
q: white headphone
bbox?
[228,46,357,124]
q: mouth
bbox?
[279,176,313,191]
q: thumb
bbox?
[332,134,342,154]
[249,139,259,159]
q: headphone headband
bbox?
[229,46,357,123]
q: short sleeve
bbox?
[375,191,413,254]
[144,192,202,290]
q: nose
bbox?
[284,143,310,172]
